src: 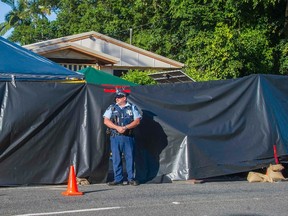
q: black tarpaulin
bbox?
[0,82,110,185]
[130,74,288,181]
[0,74,288,185]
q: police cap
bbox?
[115,89,128,98]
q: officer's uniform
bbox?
[103,101,141,183]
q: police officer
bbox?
[103,89,141,186]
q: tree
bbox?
[0,0,30,36]
[121,70,157,85]
[278,39,288,74]
[2,0,287,80]
[0,0,55,42]
[170,0,284,81]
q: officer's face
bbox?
[116,96,126,105]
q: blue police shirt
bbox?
[103,102,142,121]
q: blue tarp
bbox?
[0,37,83,81]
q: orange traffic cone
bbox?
[62,165,83,196]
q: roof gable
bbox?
[24,31,184,69]
[32,42,119,65]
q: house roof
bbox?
[31,42,119,65]
[23,31,185,69]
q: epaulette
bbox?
[106,103,116,112]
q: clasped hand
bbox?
[116,126,127,134]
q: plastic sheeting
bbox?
[0,82,109,185]
[0,37,83,80]
[130,74,288,182]
[0,74,288,185]
[78,67,138,86]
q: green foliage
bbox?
[9,18,54,44]
[0,0,55,42]
[185,23,274,81]
[185,23,240,81]
[121,70,157,85]
[1,0,287,80]
[278,39,288,75]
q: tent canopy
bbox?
[0,37,83,81]
[79,67,138,86]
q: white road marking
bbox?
[14,206,123,216]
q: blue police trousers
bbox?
[110,135,135,182]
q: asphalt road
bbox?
[1,180,288,216]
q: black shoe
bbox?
[107,181,123,186]
[128,180,139,186]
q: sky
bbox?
[1,2,11,23]
[0,2,13,38]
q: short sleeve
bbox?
[103,105,113,119]
[132,105,142,120]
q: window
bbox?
[113,70,128,77]
[60,64,96,71]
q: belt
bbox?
[110,132,133,137]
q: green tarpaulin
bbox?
[79,67,138,86]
